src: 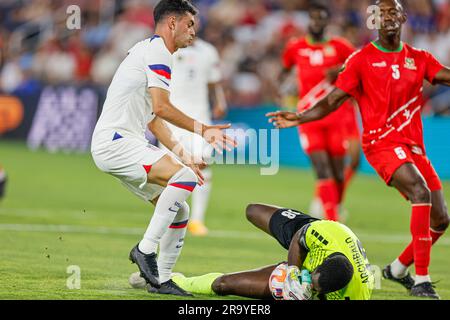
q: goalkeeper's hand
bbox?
[282,266,313,300]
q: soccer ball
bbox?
[129,272,147,289]
[269,263,288,300]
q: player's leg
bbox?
[326,120,350,208]
[344,138,361,191]
[246,204,318,251]
[395,190,450,270]
[429,190,449,242]
[343,104,361,193]
[189,165,212,235]
[329,155,345,203]
[245,203,283,235]
[389,163,438,298]
[169,264,278,299]
[148,199,193,296]
[189,136,214,236]
[131,154,198,291]
[309,151,340,221]
[388,157,449,292]
[211,264,277,299]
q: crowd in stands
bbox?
[0,0,449,114]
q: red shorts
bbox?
[298,121,348,156]
[364,144,442,191]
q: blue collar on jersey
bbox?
[150,35,161,42]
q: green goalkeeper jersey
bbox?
[301,220,374,300]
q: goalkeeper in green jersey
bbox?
[130,203,375,300]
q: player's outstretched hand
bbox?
[266,111,299,129]
[202,123,237,154]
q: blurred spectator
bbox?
[0,0,448,112]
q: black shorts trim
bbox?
[269,208,319,250]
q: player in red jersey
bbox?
[341,102,361,201]
[267,0,450,299]
[279,3,360,222]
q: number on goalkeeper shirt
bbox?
[281,210,301,220]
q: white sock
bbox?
[139,167,197,254]
[158,202,190,283]
[191,168,212,223]
[415,275,431,285]
[390,258,408,278]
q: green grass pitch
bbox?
[0,141,449,300]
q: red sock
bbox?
[399,227,445,267]
[339,167,355,204]
[411,204,432,276]
[317,179,339,221]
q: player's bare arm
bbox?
[287,230,307,268]
[325,65,344,83]
[434,67,450,86]
[149,86,237,153]
[266,88,351,128]
[148,117,206,185]
[208,81,227,120]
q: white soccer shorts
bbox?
[92,132,168,202]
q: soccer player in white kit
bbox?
[165,36,227,236]
[90,0,236,296]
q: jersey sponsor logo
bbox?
[149,64,172,80]
[372,61,387,68]
[404,57,417,70]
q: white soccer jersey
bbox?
[169,39,222,125]
[92,35,172,146]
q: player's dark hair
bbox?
[153,0,198,25]
[309,1,331,17]
[315,253,354,294]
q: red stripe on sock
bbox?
[169,183,195,192]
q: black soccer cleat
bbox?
[410,282,440,300]
[0,175,7,200]
[148,279,193,297]
[129,244,160,289]
[382,265,415,290]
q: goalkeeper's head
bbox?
[311,253,354,294]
